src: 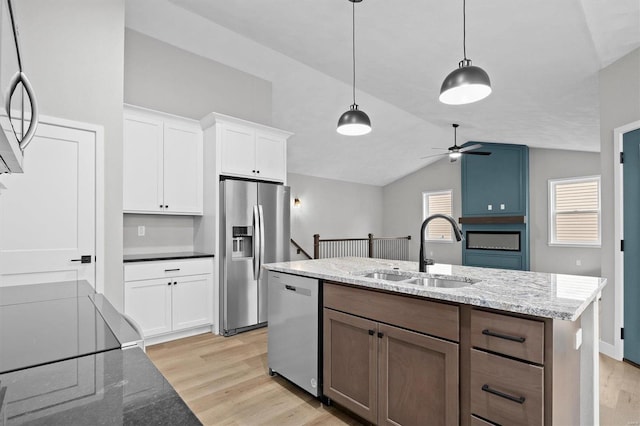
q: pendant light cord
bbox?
[352,0,356,105]
[462,0,467,60]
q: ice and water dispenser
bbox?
[232,226,253,258]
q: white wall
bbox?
[382,157,462,264]
[123,29,273,254]
[17,0,125,309]
[599,48,640,347]
[529,149,601,275]
[288,173,384,260]
[123,215,194,255]
[124,29,272,124]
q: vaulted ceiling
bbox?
[127,0,640,185]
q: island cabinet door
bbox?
[377,323,459,426]
[323,308,378,423]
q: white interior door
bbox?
[0,122,96,287]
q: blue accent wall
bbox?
[461,143,530,270]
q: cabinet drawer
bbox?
[470,415,494,426]
[124,258,213,281]
[324,282,459,342]
[470,349,543,426]
[471,309,544,364]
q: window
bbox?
[549,176,601,246]
[422,190,453,242]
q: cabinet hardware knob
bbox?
[481,384,526,404]
[160,204,163,208]
[377,332,384,338]
[256,170,260,174]
[173,281,177,285]
[252,170,256,173]
[368,329,374,336]
[167,282,171,286]
[482,329,526,343]
[165,205,168,209]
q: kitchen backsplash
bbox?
[123,214,195,255]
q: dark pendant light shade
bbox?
[337,0,371,136]
[337,104,371,136]
[439,0,491,105]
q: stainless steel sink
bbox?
[403,277,478,288]
[361,272,412,281]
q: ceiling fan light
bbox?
[449,151,462,160]
[337,105,372,136]
[439,62,492,105]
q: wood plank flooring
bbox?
[147,329,640,426]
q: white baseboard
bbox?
[599,339,621,361]
[144,325,215,347]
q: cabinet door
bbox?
[124,278,172,337]
[378,323,459,426]
[123,114,164,213]
[219,122,256,178]
[255,131,286,182]
[163,121,203,214]
[323,308,378,423]
[171,274,213,331]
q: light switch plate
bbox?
[500,204,505,210]
[487,204,492,210]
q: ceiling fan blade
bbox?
[420,152,448,159]
[458,144,483,153]
[463,151,491,156]
[431,147,449,151]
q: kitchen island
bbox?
[263,257,607,426]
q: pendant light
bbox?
[439,0,491,105]
[337,0,371,136]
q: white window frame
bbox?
[548,175,601,248]
[422,189,454,243]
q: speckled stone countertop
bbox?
[263,257,607,321]
[0,348,201,425]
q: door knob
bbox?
[70,255,92,264]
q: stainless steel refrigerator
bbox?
[220,178,290,336]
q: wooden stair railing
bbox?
[313,234,411,260]
[290,238,313,260]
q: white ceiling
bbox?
[126,0,640,186]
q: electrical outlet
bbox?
[138,225,145,237]
[500,204,505,210]
[487,204,492,211]
[576,259,582,266]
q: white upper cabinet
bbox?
[123,106,203,215]
[204,113,291,183]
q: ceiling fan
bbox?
[421,124,490,162]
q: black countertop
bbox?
[0,347,201,425]
[123,252,215,263]
[0,281,120,374]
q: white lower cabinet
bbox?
[124,259,213,339]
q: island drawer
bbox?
[470,349,543,426]
[323,282,459,342]
[124,258,213,281]
[470,415,494,426]
[471,309,544,364]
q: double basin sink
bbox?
[358,270,478,289]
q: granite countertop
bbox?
[0,347,201,425]
[123,252,215,263]
[263,257,607,321]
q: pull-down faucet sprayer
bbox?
[419,214,463,272]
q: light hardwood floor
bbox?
[147,329,640,426]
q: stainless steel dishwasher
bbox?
[267,270,320,397]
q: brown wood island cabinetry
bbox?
[323,282,459,425]
[322,281,583,426]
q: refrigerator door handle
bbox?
[253,205,260,280]
[257,204,265,280]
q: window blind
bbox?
[550,178,600,245]
[424,191,453,241]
